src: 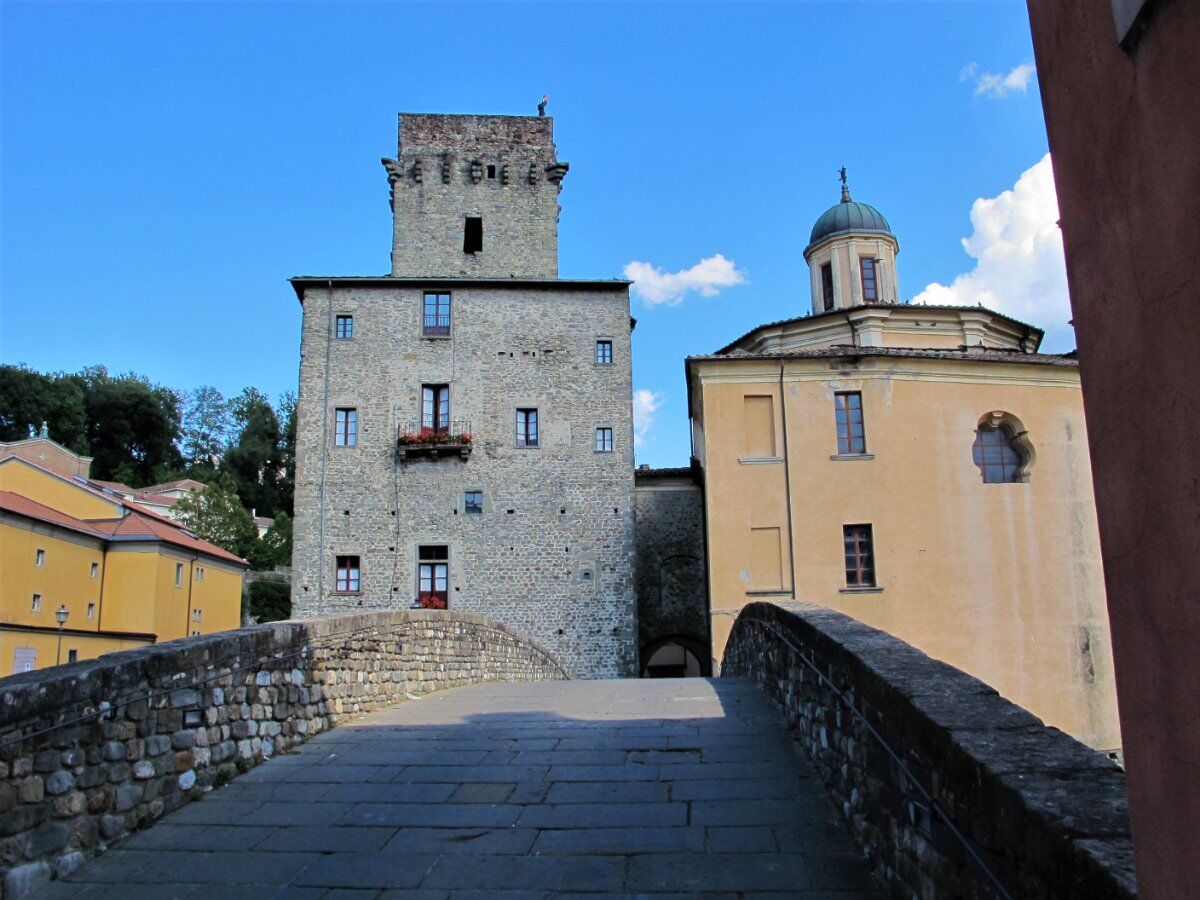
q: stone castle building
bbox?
[290,114,637,677]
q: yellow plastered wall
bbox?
[697,355,1120,751]
[188,562,244,636]
[0,627,150,679]
[0,519,104,631]
[0,459,121,520]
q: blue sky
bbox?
[0,1,1058,467]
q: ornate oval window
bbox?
[973,412,1033,483]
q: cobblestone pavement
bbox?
[38,678,882,898]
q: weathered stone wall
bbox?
[292,281,638,678]
[0,610,566,898]
[723,601,1134,899]
[388,114,562,278]
[634,468,708,671]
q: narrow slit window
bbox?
[860,258,878,303]
[422,384,450,434]
[422,292,451,337]
[834,392,866,454]
[87,602,95,619]
[596,340,613,365]
[464,217,483,254]
[35,548,45,567]
[335,315,354,339]
[486,164,497,179]
[175,563,184,588]
[335,555,361,593]
[31,593,42,612]
[844,524,876,588]
[596,427,614,452]
[516,408,539,448]
[821,263,835,311]
[90,562,99,578]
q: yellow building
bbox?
[0,436,246,678]
[687,178,1120,752]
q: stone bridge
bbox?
[0,606,1134,898]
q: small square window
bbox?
[87,602,95,619]
[193,609,203,623]
[175,563,184,588]
[67,650,77,663]
[35,549,45,567]
[336,555,361,593]
[90,562,99,578]
[31,593,42,612]
[516,408,539,448]
[335,315,354,339]
[596,340,613,365]
[596,427,614,452]
[464,491,484,515]
[335,408,358,447]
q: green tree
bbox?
[0,365,88,452]
[67,367,183,486]
[248,580,291,623]
[182,386,230,481]
[173,474,257,559]
[247,511,292,571]
[221,387,284,518]
[277,391,297,516]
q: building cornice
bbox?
[290,276,631,302]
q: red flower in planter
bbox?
[417,592,448,610]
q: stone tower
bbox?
[290,113,637,678]
[802,175,900,313]
[384,114,566,278]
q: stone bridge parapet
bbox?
[722,601,1134,899]
[0,610,567,897]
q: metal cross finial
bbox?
[838,166,847,187]
[839,167,851,202]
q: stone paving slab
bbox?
[36,678,882,898]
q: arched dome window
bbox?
[973,412,1034,483]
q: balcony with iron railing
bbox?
[422,314,451,337]
[396,420,472,460]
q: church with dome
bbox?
[681,175,1121,753]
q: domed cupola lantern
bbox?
[803,168,900,314]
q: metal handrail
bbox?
[740,616,1013,900]
[397,420,472,442]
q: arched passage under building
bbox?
[640,633,711,678]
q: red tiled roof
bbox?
[0,492,103,539]
[140,479,206,495]
[0,457,246,566]
[89,479,137,495]
[87,511,247,566]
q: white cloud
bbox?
[632,389,664,447]
[913,154,1074,351]
[624,253,747,306]
[961,61,1036,98]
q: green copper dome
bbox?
[807,180,894,252]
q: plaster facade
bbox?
[1027,0,1200,891]
[292,114,637,678]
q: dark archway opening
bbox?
[640,634,711,678]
